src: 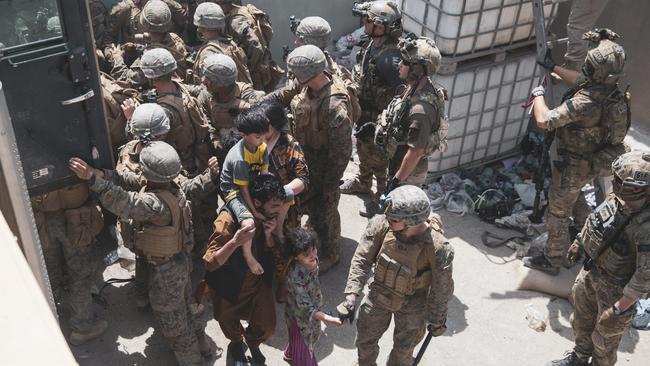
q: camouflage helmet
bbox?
[384,185,431,226]
[202,53,238,86]
[128,103,170,138]
[294,16,332,50]
[139,141,182,183]
[286,45,326,81]
[194,2,226,30]
[139,0,172,33]
[582,29,625,84]
[367,1,401,26]
[611,150,650,201]
[47,16,62,35]
[141,48,177,78]
[399,35,441,78]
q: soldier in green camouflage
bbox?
[524,29,631,275]
[340,1,403,215]
[342,185,454,366]
[546,150,650,366]
[191,2,252,85]
[375,34,448,194]
[70,141,216,365]
[268,45,353,272]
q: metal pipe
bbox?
[0,82,57,318]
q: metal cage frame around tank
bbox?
[428,45,540,176]
[396,0,564,60]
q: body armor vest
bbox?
[205,82,252,133]
[369,223,442,312]
[101,73,138,152]
[376,82,448,158]
[558,84,630,157]
[157,82,211,175]
[145,32,188,76]
[32,183,89,212]
[133,189,192,261]
[353,38,400,117]
[116,140,146,187]
[581,196,650,284]
[290,77,351,152]
[194,38,252,84]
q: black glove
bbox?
[385,176,401,195]
[537,48,555,72]
[336,300,356,324]
[353,122,376,141]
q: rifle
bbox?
[412,325,435,366]
[529,0,557,224]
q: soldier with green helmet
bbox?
[191,1,252,85]
[375,34,448,196]
[196,53,264,163]
[268,44,353,272]
[69,141,219,365]
[340,1,404,216]
[545,150,650,366]
[215,0,283,92]
[342,185,454,365]
[524,29,631,276]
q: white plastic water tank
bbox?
[396,0,561,57]
[428,47,539,173]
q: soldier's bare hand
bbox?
[68,158,95,180]
[208,157,220,178]
[121,98,139,120]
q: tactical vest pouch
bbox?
[134,191,186,259]
[368,281,405,312]
[582,200,617,261]
[394,265,413,295]
[592,143,630,177]
[64,204,104,247]
[374,253,389,284]
[600,90,630,146]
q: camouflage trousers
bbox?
[571,268,634,366]
[302,186,342,262]
[544,157,596,267]
[355,289,428,366]
[148,252,203,366]
[38,206,103,332]
[356,138,388,194]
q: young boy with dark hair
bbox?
[220,107,271,274]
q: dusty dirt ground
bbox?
[65,143,650,366]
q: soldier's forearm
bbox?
[395,147,425,181]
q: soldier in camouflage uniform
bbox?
[546,150,650,366]
[116,103,220,311]
[123,0,190,84]
[342,185,454,366]
[70,141,214,365]
[191,2,252,85]
[0,0,59,47]
[524,29,630,275]
[31,183,107,346]
[104,0,186,48]
[340,1,403,201]
[196,53,264,164]
[139,47,213,176]
[375,35,448,195]
[215,0,283,92]
[269,45,353,272]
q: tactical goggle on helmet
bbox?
[367,1,402,28]
[398,33,441,77]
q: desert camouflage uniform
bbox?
[104,0,187,47]
[350,38,402,194]
[31,184,104,334]
[541,84,624,267]
[223,3,283,92]
[193,36,252,84]
[125,33,190,87]
[89,173,203,366]
[271,75,353,264]
[345,215,454,366]
[570,194,650,365]
[196,81,263,162]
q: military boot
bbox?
[249,346,266,366]
[523,254,560,275]
[545,351,589,366]
[340,178,371,195]
[227,341,248,364]
[69,319,108,346]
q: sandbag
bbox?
[515,261,580,300]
